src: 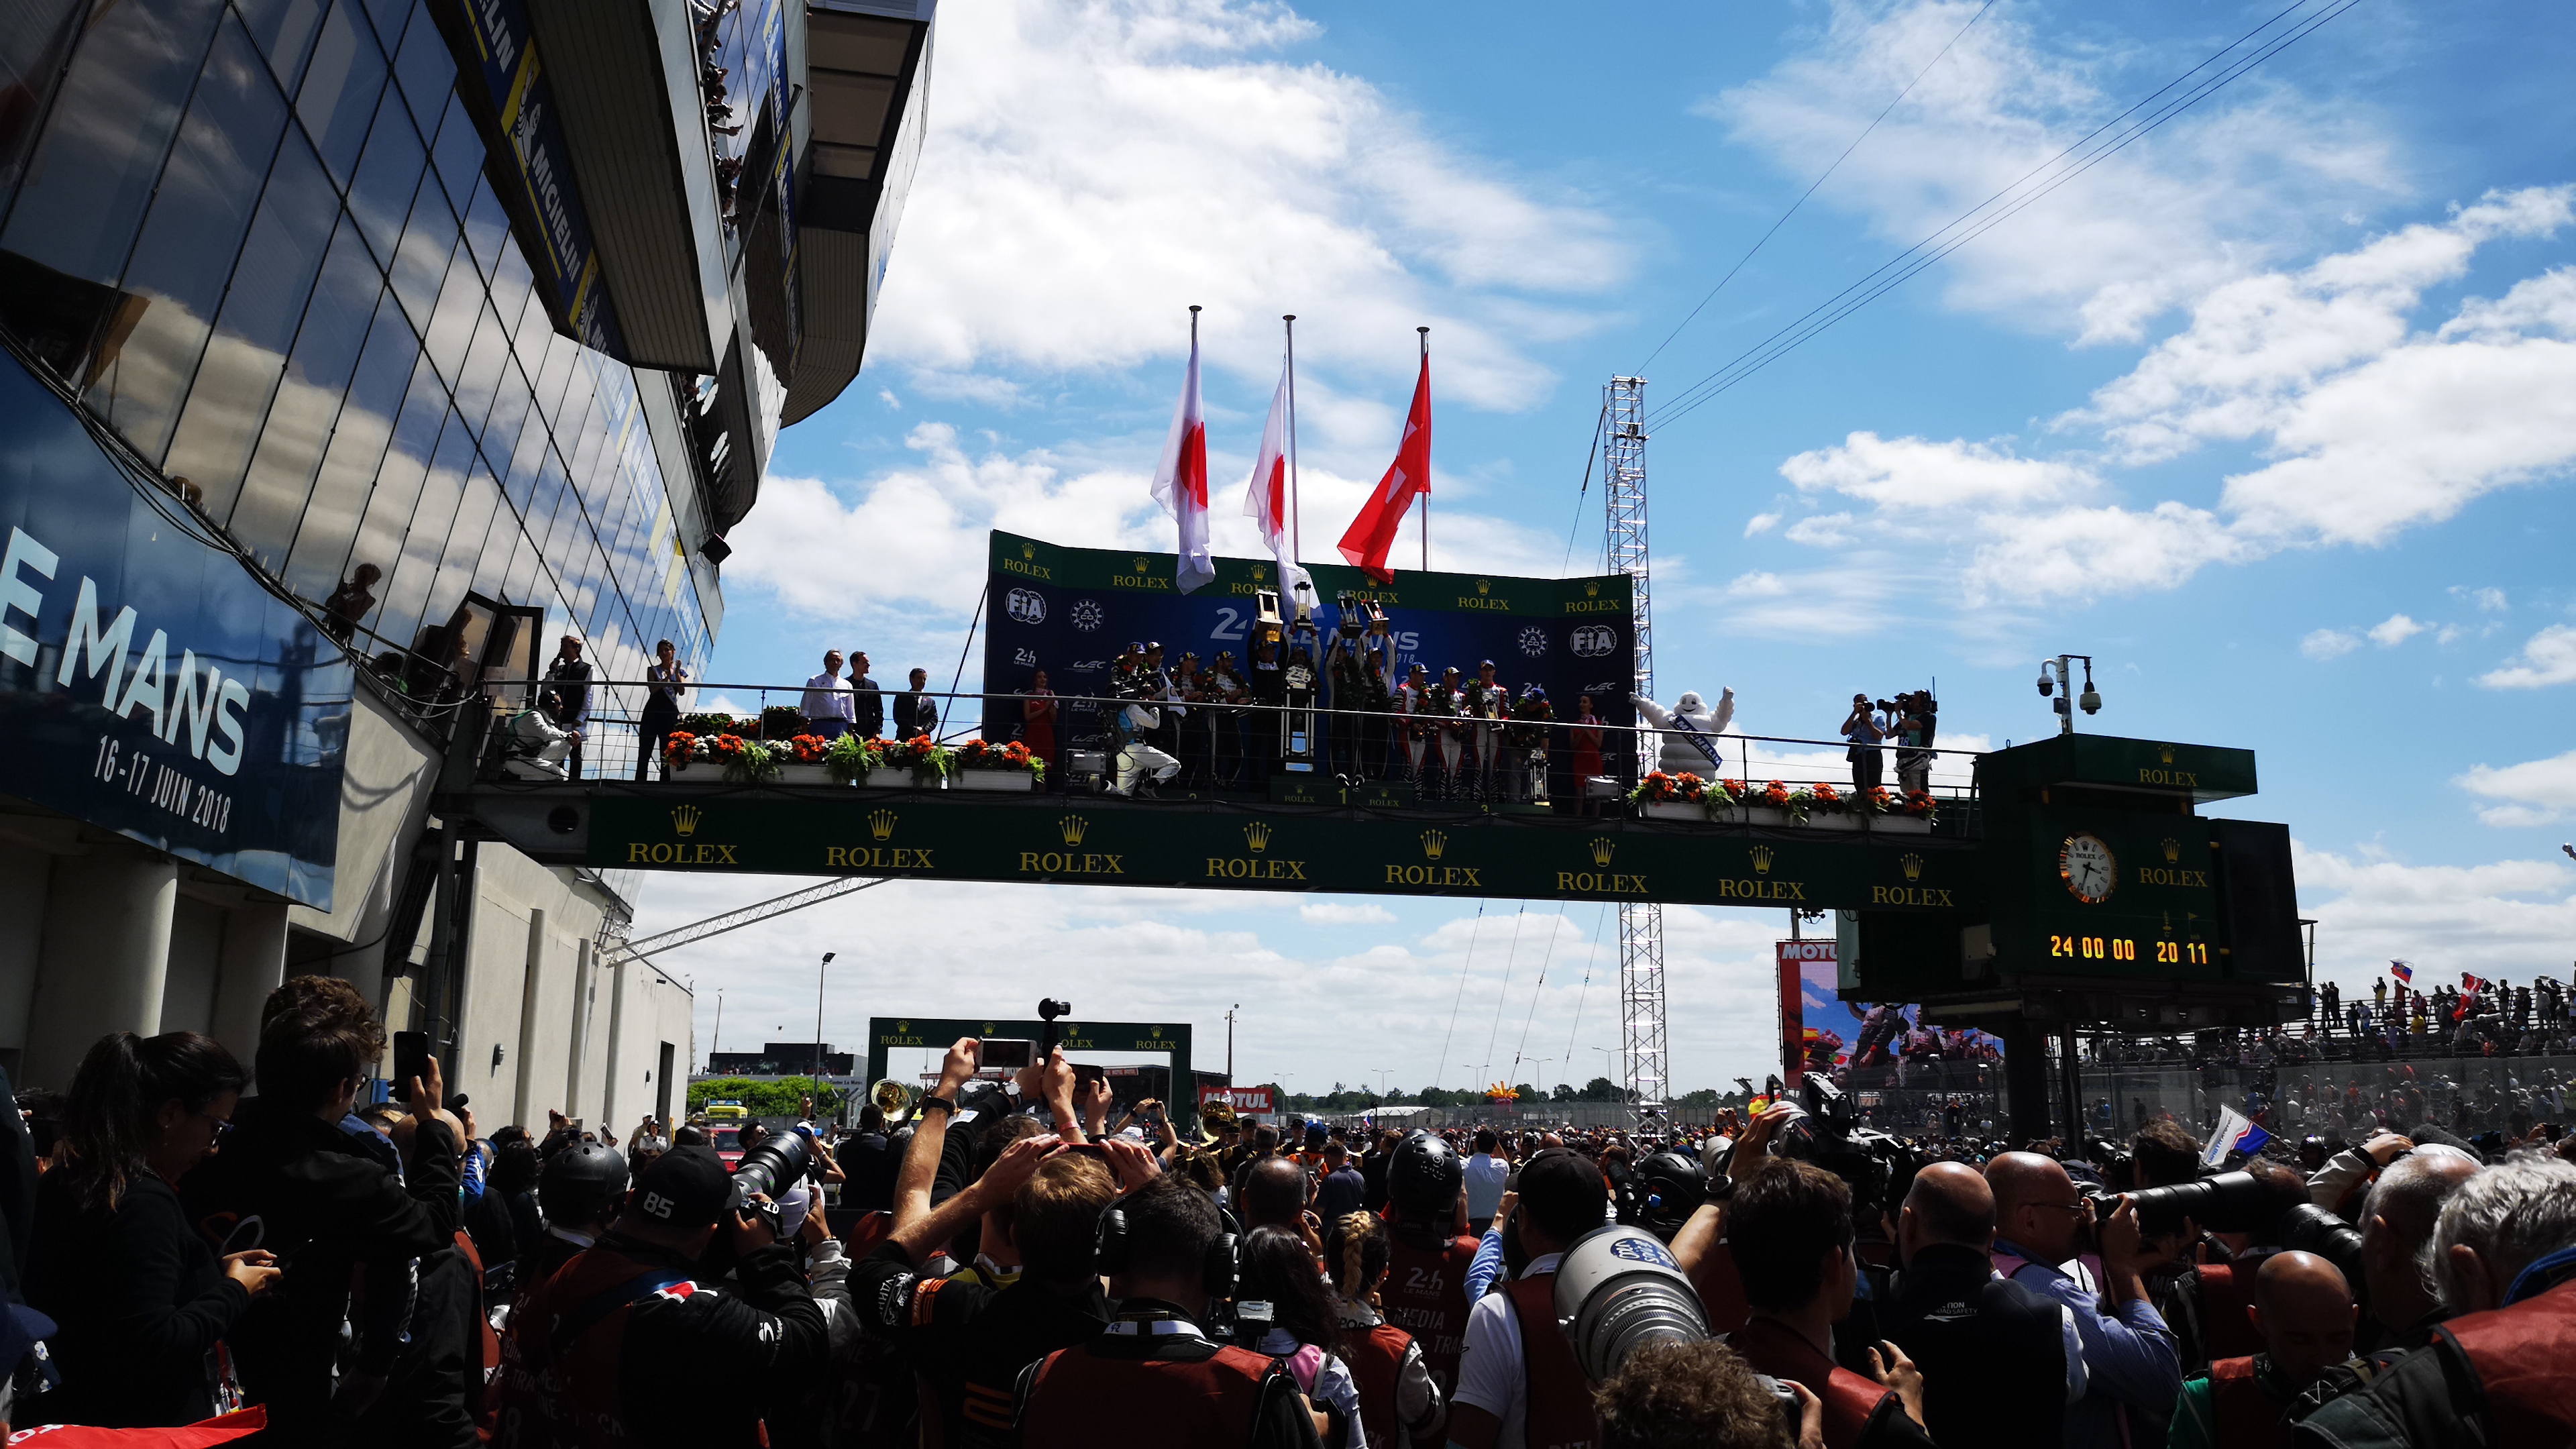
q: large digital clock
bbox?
[2059,832,2117,904]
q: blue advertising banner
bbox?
[0,355,354,906]
[977,529,1635,757]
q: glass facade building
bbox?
[0,0,932,776]
[0,0,932,1093]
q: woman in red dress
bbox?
[1570,692,1605,816]
[1023,669,1059,788]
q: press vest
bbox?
[2195,1263,2265,1362]
[1018,1338,1281,1449]
[494,1247,691,1449]
[1382,1230,1479,1394]
[2204,1356,2295,1448]
[1344,1320,1416,1449]
[1501,1273,1599,1449]
[1731,1317,1893,1449]
[2437,1277,2576,1444]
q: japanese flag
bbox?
[1239,364,1313,610]
[1150,322,1214,594]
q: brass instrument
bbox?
[1199,1095,1239,1140]
[871,1077,917,1124]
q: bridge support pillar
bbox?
[2003,1021,2053,1146]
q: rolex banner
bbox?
[979,529,1637,754]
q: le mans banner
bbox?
[977,529,1637,750]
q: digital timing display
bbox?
[2045,934,2213,966]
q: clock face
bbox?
[2059,833,2118,904]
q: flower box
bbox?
[1742,805,1798,828]
[1638,800,1713,822]
[954,768,1035,792]
[1801,811,1864,832]
[774,763,838,786]
[1864,813,1934,835]
[864,767,943,790]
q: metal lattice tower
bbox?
[1604,377,1667,1111]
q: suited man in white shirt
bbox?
[802,650,856,738]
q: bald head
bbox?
[1903,1162,1995,1249]
[1986,1152,2082,1261]
[1242,1155,1309,1230]
[1984,1152,2070,1213]
[2251,1251,2357,1386]
[2362,1145,2480,1251]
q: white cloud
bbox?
[2477,624,2576,689]
[2298,842,2576,993]
[1743,511,1782,537]
[1298,902,1395,926]
[1965,501,2250,604]
[1709,0,2403,346]
[2367,614,2427,647]
[2457,749,2576,826]
[2449,586,2508,612]
[1780,432,2092,510]
[869,0,1627,411]
[2302,629,2361,661]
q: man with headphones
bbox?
[1014,1175,1325,1448]
[1380,1131,1482,1419]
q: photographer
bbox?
[1838,696,1886,796]
[1595,1340,1824,1449]
[1725,1161,1931,1449]
[1449,1148,1622,1449]
[1380,1132,1481,1414]
[1014,1175,1326,1448]
[1987,1152,2186,1445]
[2169,1252,2357,1449]
[181,975,464,1445]
[1890,692,1935,796]
[1880,1162,2078,1448]
[849,1037,1128,1448]
[495,1146,824,1448]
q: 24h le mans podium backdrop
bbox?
[975,530,1637,753]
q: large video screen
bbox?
[977,529,1635,756]
[1776,941,2005,1087]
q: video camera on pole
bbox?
[1279,592,1321,774]
[1768,1074,1921,1225]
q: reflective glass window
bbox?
[485,362,535,468]
[530,326,575,419]
[284,286,414,598]
[168,130,340,514]
[345,87,425,266]
[500,531,540,607]
[227,216,385,566]
[81,17,287,464]
[460,174,508,280]
[0,0,99,209]
[498,392,544,505]
[421,244,480,382]
[235,0,325,95]
[343,354,446,639]
[386,170,456,331]
[380,410,472,649]
[0,0,224,295]
[360,0,410,58]
[490,235,535,335]
[453,304,505,431]
[429,95,482,213]
[433,460,500,623]
[296,0,387,186]
[391,1,453,137]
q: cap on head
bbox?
[629,1145,735,1231]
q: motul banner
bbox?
[1201,1085,1275,1115]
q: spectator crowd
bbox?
[1,981,2573,1448]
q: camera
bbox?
[1038,998,1072,1057]
[1551,1226,1709,1384]
[2074,1171,2365,1289]
[1774,1075,1920,1223]
[731,1124,814,1216]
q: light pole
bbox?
[2035,653,2102,735]
[1227,1004,1238,1085]
[814,952,835,1081]
[1375,1068,1393,1097]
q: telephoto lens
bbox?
[731,1125,813,1207]
[1551,1225,1710,1384]
[2276,1203,2367,1287]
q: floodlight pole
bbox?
[1604,376,1667,1121]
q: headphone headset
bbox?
[1095,1203,1239,1301]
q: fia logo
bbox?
[1570,625,1619,658]
[1005,588,1048,625]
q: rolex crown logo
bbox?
[1476,578,1491,595]
[1749,845,1775,875]
[1900,853,1924,881]
[2161,837,2182,863]
[1420,830,1448,861]
[1251,562,1267,580]
[898,1020,910,1033]
[1585,580,1600,598]
[1133,556,1149,573]
[1021,543,1034,559]
[671,805,702,837]
[1058,815,1089,846]
[1244,821,1273,853]
[868,809,898,841]
[2158,743,2177,764]
[1589,837,1616,867]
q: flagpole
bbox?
[1283,314,1299,564]
[1417,326,1430,572]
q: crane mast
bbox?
[1603,376,1668,1114]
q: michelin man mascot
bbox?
[1635,687,1735,778]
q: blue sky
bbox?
[641,0,2576,1099]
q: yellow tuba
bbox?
[871,1078,916,1124]
[1199,1095,1239,1141]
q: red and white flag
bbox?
[1239,364,1315,608]
[1150,315,1214,594]
[1338,347,1432,583]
